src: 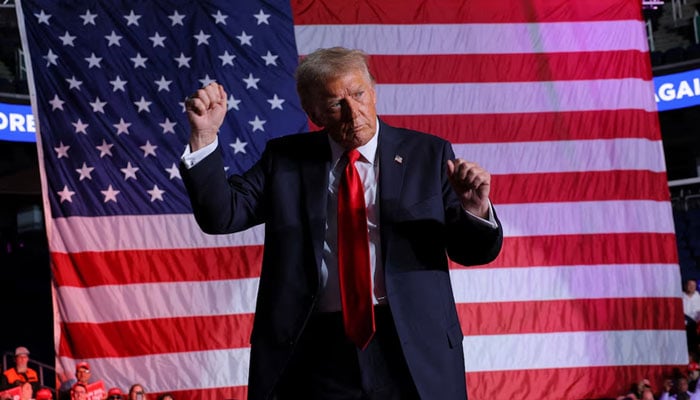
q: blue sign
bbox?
[0,102,35,142]
[654,68,700,112]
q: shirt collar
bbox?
[328,118,380,166]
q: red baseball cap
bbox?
[690,362,700,371]
[107,388,123,397]
[75,362,90,372]
[36,388,53,400]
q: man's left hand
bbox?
[447,159,491,218]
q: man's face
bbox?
[15,354,28,370]
[687,280,697,294]
[680,378,689,392]
[307,69,377,150]
[76,367,91,384]
[71,387,87,400]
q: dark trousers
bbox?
[275,306,420,400]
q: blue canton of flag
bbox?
[20,0,308,218]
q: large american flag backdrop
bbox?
[17,0,687,399]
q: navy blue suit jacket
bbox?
[182,120,503,400]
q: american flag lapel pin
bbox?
[394,155,403,164]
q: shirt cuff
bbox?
[181,138,219,169]
[463,201,498,229]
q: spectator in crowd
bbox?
[1,347,39,393]
[127,384,145,400]
[107,388,123,400]
[58,362,96,400]
[36,388,53,400]
[18,382,32,400]
[690,361,700,392]
[683,279,700,322]
[618,378,654,400]
[70,383,87,400]
[155,394,173,400]
[659,377,700,400]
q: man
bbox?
[70,383,87,400]
[182,47,503,399]
[684,279,700,321]
[58,363,94,400]
[2,347,39,392]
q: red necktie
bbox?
[337,149,375,350]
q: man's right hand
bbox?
[185,83,228,151]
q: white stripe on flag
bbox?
[453,139,667,174]
[50,215,264,253]
[57,279,259,323]
[498,200,674,237]
[294,21,648,55]
[59,263,678,324]
[451,264,682,303]
[463,330,688,372]
[376,79,656,115]
[59,349,250,392]
[51,199,673,253]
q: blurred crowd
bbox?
[0,347,174,400]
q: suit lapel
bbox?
[300,131,332,275]
[378,121,406,237]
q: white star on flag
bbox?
[49,95,65,110]
[165,163,181,180]
[248,115,266,132]
[212,10,228,25]
[194,30,211,45]
[267,94,284,110]
[43,49,58,67]
[57,185,75,203]
[85,52,102,68]
[253,9,271,25]
[261,51,278,66]
[134,97,152,113]
[72,119,89,134]
[154,76,172,92]
[95,140,113,158]
[109,76,127,92]
[75,162,95,181]
[79,9,97,25]
[159,118,177,134]
[105,31,122,47]
[230,138,248,154]
[168,11,185,26]
[124,10,141,26]
[131,53,148,68]
[140,141,158,157]
[175,53,191,68]
[54,142,70,158]
[236,30,253,46]
[219,51,235,66]
[59,31,76,46]
[120,162,139,180]
[113,118,131,135]
[66,76,82,90]
[101,185,120,203]
[149,32,167,47]
[35,10,51,24]
[90,97,107,113]
[147,185,165,202]
[228,94,241,110]
[243,73,259,89]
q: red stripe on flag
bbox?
[451,233,679,268]
[53,246,263,287]
[466,365,679,400]
[370,51,652,84]
[292,0,643,24]
[458,298,685,336]
[58,314,254,358]
[149,386,247,400]
[381,110,661,143]
[491,171,670,204]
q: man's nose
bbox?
[341,98,359,120]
